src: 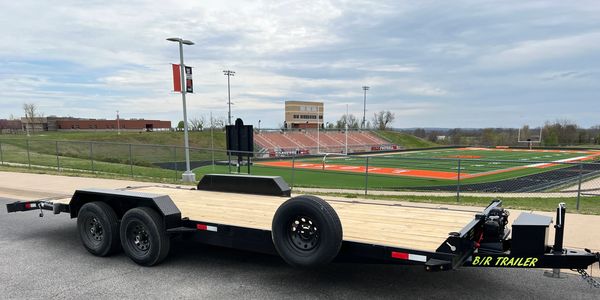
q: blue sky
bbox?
[1,0,599,128]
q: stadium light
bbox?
[223,70,235,125]
[362,86,370,129]
[167,37,196,182]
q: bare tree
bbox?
[189,116,205,131]
[335,114,359,129]
[211,117,226,129]
[372,110,395,130]
[23,103,39,134]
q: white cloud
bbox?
[1,0,600,128]
[477,32,600,69]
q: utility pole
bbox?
[223,70,235,125]
[362,86,369,129]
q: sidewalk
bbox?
[1,171,598,256]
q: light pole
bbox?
[345,104,349,154]
[223,70,235,125]
[167,37,196,182]
[317,105,320,154]
[362,86,369,129]
[116,110,120,135]
[258,120,261,132]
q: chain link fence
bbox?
[1,138,599,210]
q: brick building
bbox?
[0,119,23,134]
[56,118,171,131]
[19,117,171,132]
[284,101,324,129]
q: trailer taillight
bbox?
[196,224,218,232]
[391,251,427,262]
[24,203,33,209]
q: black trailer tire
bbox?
[271,195,343,267]
[77,201,121,257]
[120,207,170,266]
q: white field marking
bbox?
[339,166,361,170]
[524,155,591,168]
[471,164,484,167]
[392,169,409,174]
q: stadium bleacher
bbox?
[255,130,397,156]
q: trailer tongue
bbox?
[5,175,600,286]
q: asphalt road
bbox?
[0,198,598,299]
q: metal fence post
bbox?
[90,142,95,174]
[26,139,31,169]
[129,144,133,178]
[0,139,3,166]
[173,146,178,181]
[55,141,60,172]
[576,162,583,211]
[456,159,461,202]
[228,151,232,174]
[291,153,296,191]
[365,156,369,196]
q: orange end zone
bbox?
[256,161,462,180]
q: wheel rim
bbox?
[127,220,151,254]
[84,217,104,244]
[288,216,319,251]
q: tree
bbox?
[335,114,359,129]
[413,128,427,138]
[481,128,496,146]
[23,103,41,134]
[211,117,226,130]
[189,116,205,131]
[372,110,395,130]
[177,121,184,131]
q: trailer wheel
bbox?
[77,201,121,257]
[120,207,170,266]
[271,195,342,267]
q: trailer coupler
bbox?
[6,200,69,216]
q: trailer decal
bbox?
[196,224,218,232]
[391,251,427,262]
[471,256,538,267]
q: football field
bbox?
[232,147,600,190]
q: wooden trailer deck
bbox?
[53,186,475,252]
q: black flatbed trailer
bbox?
[5,174,600,280]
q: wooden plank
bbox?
[135,187,474,251]
[56,186,475,252]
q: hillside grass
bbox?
[376,130,438,148]
[0,131,227,149]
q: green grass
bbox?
[0,131,227,149]
[253,148,595,188]
[1,132,597,192]
[192,164,452,189]
[375,130,438,148]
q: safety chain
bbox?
[573,268,600,288]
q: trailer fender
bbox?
[69,189,182,229]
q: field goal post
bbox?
[518,126,543,150]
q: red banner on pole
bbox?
[172,64,181,92]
